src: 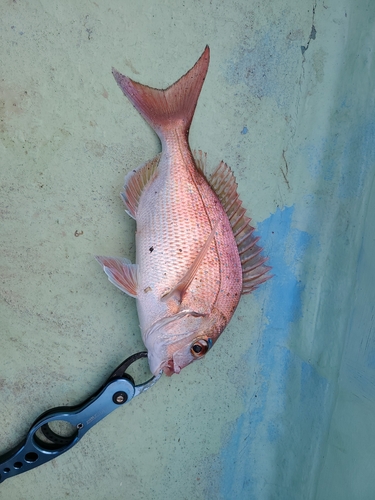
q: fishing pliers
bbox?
[0,352,161,483]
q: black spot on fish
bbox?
[149,246,154,253]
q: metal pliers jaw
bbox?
[0,352,161,483]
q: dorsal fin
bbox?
[121,154,160,219]
[192,149,207,176]
[193,151,272,294]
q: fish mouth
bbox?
[162,359,181,377]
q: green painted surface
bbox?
[1,0,374,499]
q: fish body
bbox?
[97,47,271,376]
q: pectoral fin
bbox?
[96,256,138,297]
[161,221,219,304]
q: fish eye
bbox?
[190,339,211,358]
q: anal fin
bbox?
[96,256,138,297]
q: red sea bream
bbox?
[97,46,271,376]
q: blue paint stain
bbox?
[367,350,375,369]
[241,126,248,134]
[339,119,375,199]
[305,136,338,182]
[267,421,280,443]
[218,206,329,498]
[305,113,375,200]
[219,206,298,496]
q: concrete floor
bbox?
[1,0,374,499]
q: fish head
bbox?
[145,309,225,376]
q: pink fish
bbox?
[97,46,271,376]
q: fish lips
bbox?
[151,344,194,376]
[161,359,181,377]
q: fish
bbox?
[96,46,271,376]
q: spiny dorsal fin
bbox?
[96,256,138,297]
[121,154,161,219]
[192,149,207,176]
[193,152,272,294]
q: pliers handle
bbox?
[0,352,161,483]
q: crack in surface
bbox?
[301,1,318,58]
[280,149,291,190]
[279,1,318,194]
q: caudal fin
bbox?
[112,46,210,140]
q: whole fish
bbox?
[97,46,271,376]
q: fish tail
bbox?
[112,46,210,140]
